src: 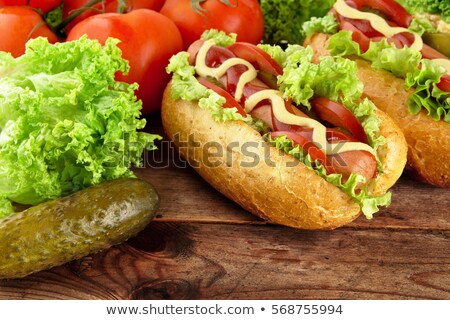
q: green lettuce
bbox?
[408,17,437,35]
[302,13,339,39]
[396,0,450,23]
[201,29,237,47]
[260,0,337,44]
[166,30,247,123]
[328,30,450,122]
[0,37,160,218]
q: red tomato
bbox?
[437,75,450,92]
[0,0,61,13]
[310,97,368,144]
[228,42,283,76]
[0,6,58,57]
[197,77,247,117]
[62,0,165,32]
[160,0,264,49]
[67,9,183,114]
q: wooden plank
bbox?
[0,129,448,300]
[0,222,448,299]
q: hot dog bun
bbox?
[306,33,450,187]
[162,81,407,229]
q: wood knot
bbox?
[129,279,196,300]
[125,223,194,259]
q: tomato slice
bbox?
[310,97,368,144]
[437,74,450,92]
[187,39,205,65]
[197,77,247,117]
[326,128,357,142]
[270,131,336,174]
[204,45,235,67]
[227,42,283,76]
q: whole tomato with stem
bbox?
[61,0,166,33]
[67,9,183,114]
[160,0,264,49]
[0,6,59,57]
[0,0,61,13]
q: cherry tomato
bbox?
[0,0,61,13]
[62,0,165,32]
[67,9,183,114]
[310,97,368,144]
[0,6,58,57]
[160,0,264,49]
[197,77,247,117]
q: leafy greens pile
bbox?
[0,37,160,217]
[396,0,450,23]
[260,0,337,44]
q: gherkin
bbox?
[0,178,159,279]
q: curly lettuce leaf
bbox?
[408,17,437,35]
[397,0,450,24]
[0,37,160,218]
[302,13,339,39]
[260,0,336,44]
[166,51,246,123]
[275,45,364,109]
[201,29,237,47]
[328,30,450,121]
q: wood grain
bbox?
[0,133,449,300]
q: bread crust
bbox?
[162,82,406,229]
[306,33,450,187]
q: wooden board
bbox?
[0,136,449,300]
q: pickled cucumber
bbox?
[423,32,450,58]
[0,178,160,279]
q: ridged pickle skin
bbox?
[0,178,160,279]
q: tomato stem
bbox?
[53,0,105,37]
[190,0,238,18]
[116,0,128,13]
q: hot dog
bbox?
[303,0,450,187]
[162,30,407,229]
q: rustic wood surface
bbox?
[0,131,449,300]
